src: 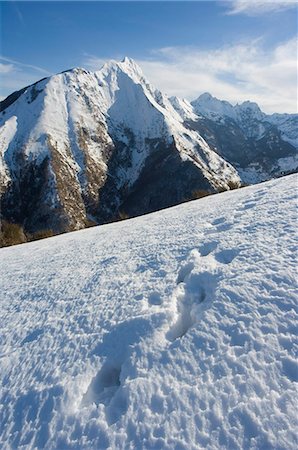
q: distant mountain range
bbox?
[0,57,297,241]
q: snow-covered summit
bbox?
[169,95,199,121]
[0,58,240,237]
[0,174,297,449]
[191,92,298,145]
[192,92,237,122]
[97,57,147,89]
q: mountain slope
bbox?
[187,93,298,183]
[0,58,240,236]
[0,174,297,449]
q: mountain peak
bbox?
[198,92,214,101]
[98,57,144,82]
[238,100,261,111]
[196,92,234,108]
[119,56,144,77]
[121,56,136,66]
[235,100,264,121]
[191,92,235,120]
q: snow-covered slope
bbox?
[1,174,297,449]
[268,113,298,148]
[0,58,240,236]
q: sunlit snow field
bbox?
[0,174,297,449]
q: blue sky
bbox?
[0,1,297,112]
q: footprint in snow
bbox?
[169,247,221,342]
[212,217,226,226]
[240,201,257,211]
[218,222,233,232]
[214,248,238,264]
[198,240,218,257]
[148,291,162,305]
[169,241,239,342]
[81,316,155,423]
[167,270,217,342]
[82,362,121,408]
[176,260,195,284]
[206,217,233,233]
[81,362,126,425]
[21,328,44,345]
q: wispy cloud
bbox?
[0,56,53,99]
[84,37,297,114]
[0,63,14,74]
[11,0,25,26]
[225,0,297,16]
[0,56,52,76]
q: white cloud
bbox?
[0,56,52,76]
[83,53,107,71]
[86,38,298,113]
[1,38,296,115]
[126,38,296,114]
[0,63,14,74]
[225,0,297,16]
[0,57,53,99]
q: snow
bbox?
[192,92,237,122]
[169,96,199,121]
[0,58,240,197]
[1,174,297,449]
[0,115,17,186]
[277,155,298,173]
[269,113,298,148]
[192,93,298,147]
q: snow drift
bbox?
[0,174,297,449]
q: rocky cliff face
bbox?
[0,58,241,237]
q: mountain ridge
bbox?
[190,91,298,147]
[0,58,297,243]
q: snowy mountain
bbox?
[188,93,298,183]
[0,58,239,238]
[0,58,297,241]
[191,92,298,145]
[0,174,297,449]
